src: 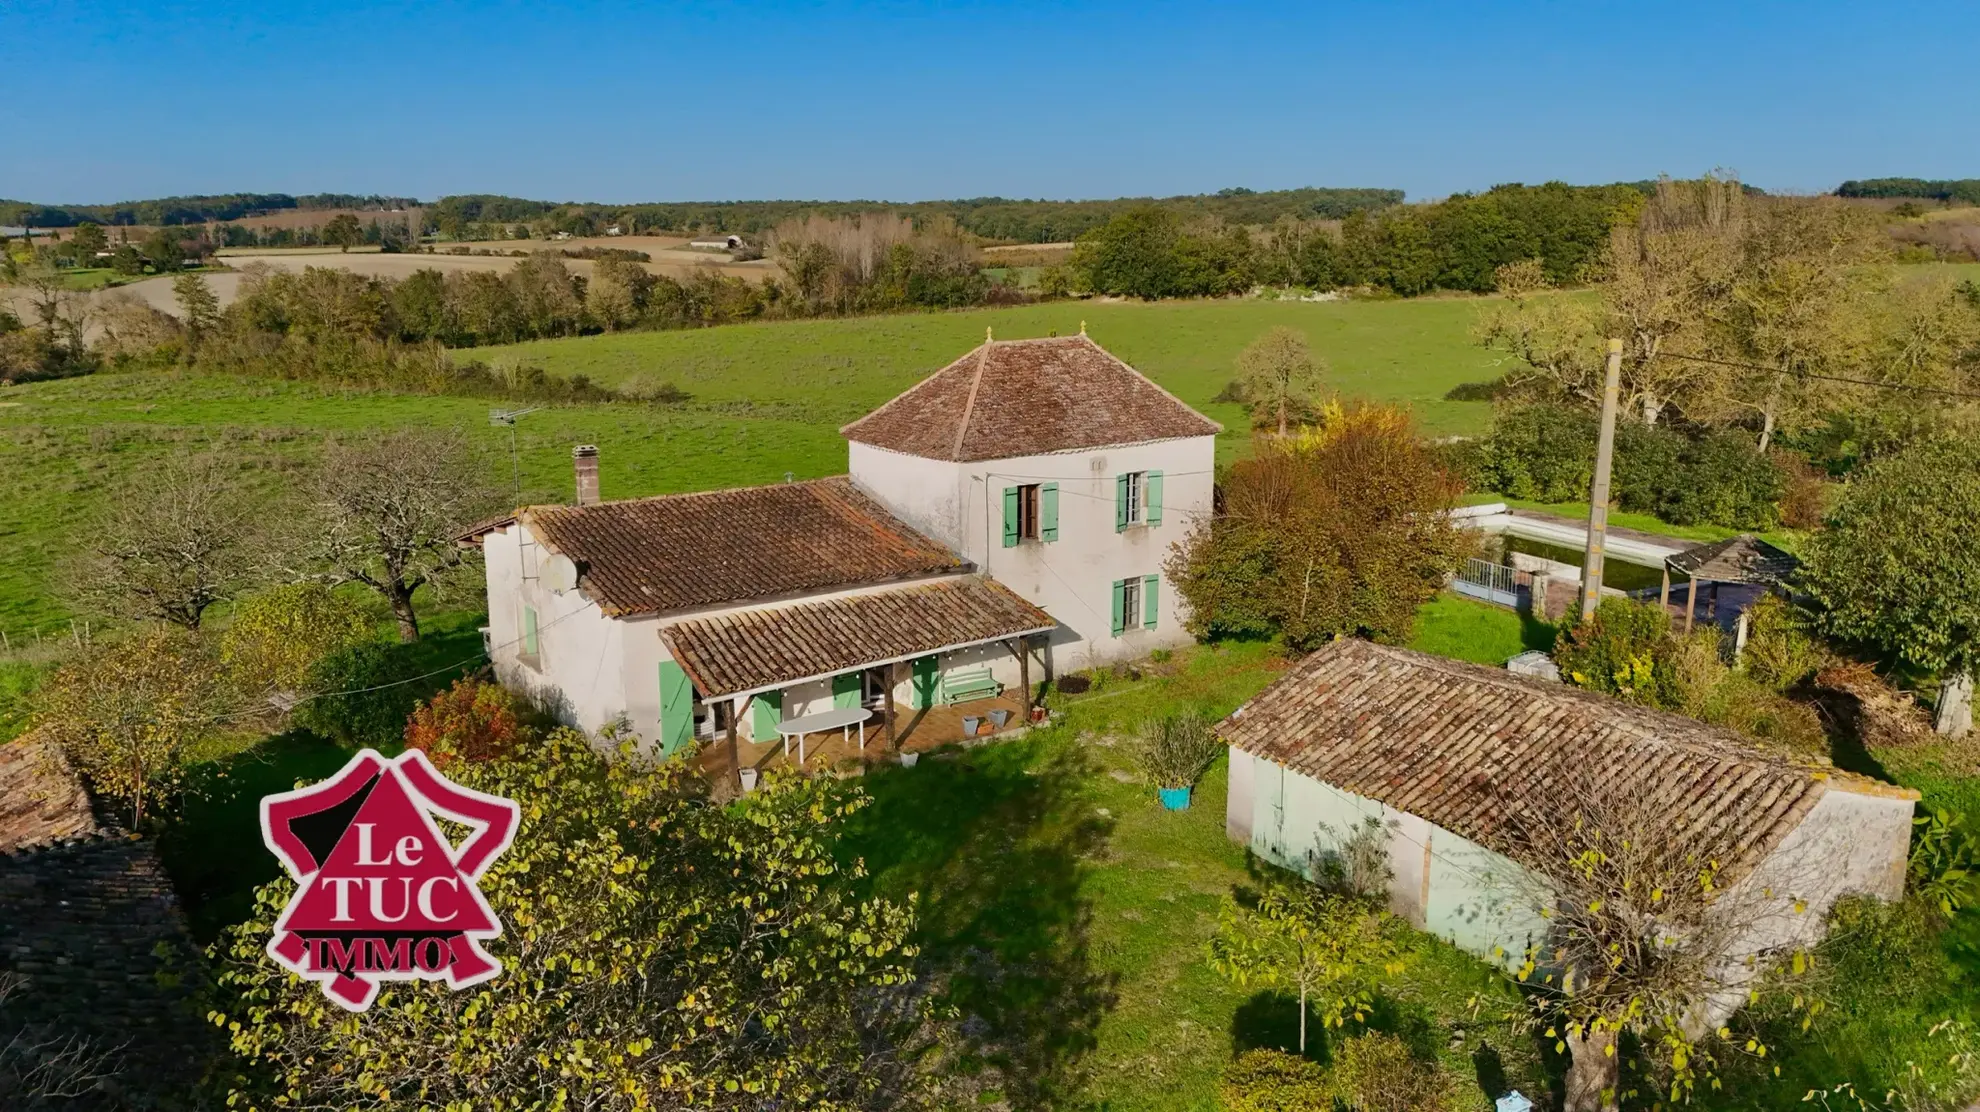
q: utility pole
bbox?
[1579,338,1625,621]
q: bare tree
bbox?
[302,428,499,642]
[62,451,266,630]
[1492,760,1824,1111]
[0,973,121,1109]
[1235,326,1327,436]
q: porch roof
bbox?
[659,576,1056,699]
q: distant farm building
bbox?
[690,234,745,250]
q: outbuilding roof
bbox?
[1218,639,1913,878]
[659,576,1056,698]
[0,732,102,853]
[1666,534,1800,585]
[521,477,967,616]
[841,333,1221,462]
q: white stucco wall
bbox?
[486,519,1045,749]
[1230,749,1917,1008]
[851,435,1216,671]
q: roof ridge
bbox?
[1332,640,1882,784]
[951,341,993,461]
[528,475,849,517]
[1075,331,1225,435]
[837,345,981,438]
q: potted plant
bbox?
[899,750,919,768]
[738,767,759,793]
[1130,711,1221,811]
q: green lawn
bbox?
[841,636,1551,1110]
[0,295,1503,637]
[1406,593,1556,664]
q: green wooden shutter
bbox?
[832,671,862,709]
[1110,579,1126,635]
[1001,486,1020,548]
[1142,574,1160,629]
[1145,471,1164,527]
[658,660,694,755]
[750,689,782,742]
[1115,475,1130,532]
[909,656,939,709]
[1040,483,1059,542]
[522,607,539,656]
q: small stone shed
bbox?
[1220,640,1916,988]
[0,732,208,1099]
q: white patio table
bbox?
[775,705,874,765]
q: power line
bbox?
[1659,350,1980,402]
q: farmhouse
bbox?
[467,332,1218,769]
[1221,639,1916,1007]
[689,234,745,250]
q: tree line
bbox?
[1838,177,1980,205]
[1068,181,1650,298]
[0,192,417,228]
[427,186,1407,242]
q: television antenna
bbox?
[489,407,541,506]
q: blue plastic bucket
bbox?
[1158,786,1192,811]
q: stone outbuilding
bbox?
[1220,640,1916,1014]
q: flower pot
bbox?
[989,709,1011,729]
[1158,786,1192,811]
[899,751,919,768]
[961,715,982,737]
[738,767,759,793]
[1030,706,1049,724]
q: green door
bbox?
[833,671,862,709]
[909,656,939,710]
[750,689,783,742]
[658,660,694,756]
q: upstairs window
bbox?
[1114,470,1164,532]
[1002,482,1059,546]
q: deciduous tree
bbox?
[1167,404,1469,649]
[36,627,232,827]
[212,729,937,1110]
[300,428,499,642]
[62,452,267,629]
[1234,326,1327,436]
[219,581,374,694]
[1801,435,1980,736]
[320,212,363,252]
[171,271,220,344]
[1206,882,1404,1054]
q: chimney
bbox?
[573,445,600,506]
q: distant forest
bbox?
[1837,178,1980,205]
[0,193,419,227]
[424,188,1409,243]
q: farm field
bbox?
[0,295,1498,638]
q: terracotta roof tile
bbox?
[841,334,1221,462]
[524,477,967,616]
[0,732,103,853]
[660,577,1055,697]
[1218,640,1912,878]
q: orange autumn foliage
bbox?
[403,678,527,765]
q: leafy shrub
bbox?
[1481,404,1595,502]
[221,582,374,693]
[1131,711,1221,789]
[292,641,428,747]
[1554,599,1677,707]
[1219,1049,1330,1112]
[1330,1032,1464,1112]
[1659,430,1785,529]
[1697,671,1828,756]
[1774,450,1833,529]
[1611,420,1686,514]
[1665,629,1732,717]
[404,678,530,765]
[1742,595,1826,692]
[1909,807,1980,915]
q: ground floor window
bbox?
[1111,575,1161,636]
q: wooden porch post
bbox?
[727,695,747,792]
[884,662,899,751]
[1017,635,1032,722]
[1659,565,1671,609]
[1684,576,1700,634]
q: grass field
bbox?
[0,296,1501,636]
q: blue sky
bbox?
[3,1,1974,204]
